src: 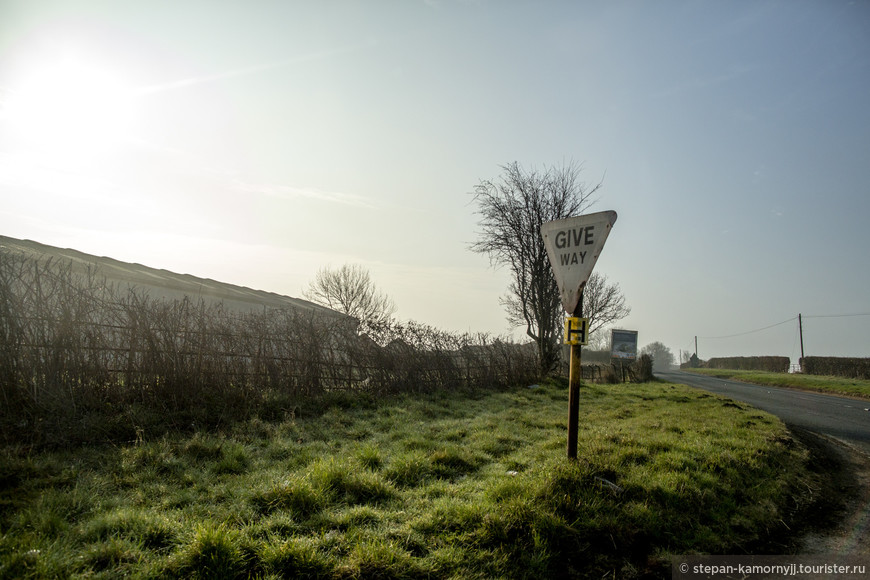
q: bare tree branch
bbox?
[470,161,611,375]
[583,272,631,337]
[303,264,396,334]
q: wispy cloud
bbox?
[134,41,377,95]
[115,138,382,210]
[0,150,118,199]
[231,180,380,209]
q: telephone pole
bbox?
[798,313,805,371]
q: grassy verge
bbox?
[685,368,870,399]
[0,379,815,579]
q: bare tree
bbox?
[582,272,631,337]
[586,326,612,351]
[303,264,396,334]
[640,341,675,371]
[471,161,602,375]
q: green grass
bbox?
[0,379,815,579]
[686,368,870,399]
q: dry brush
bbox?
[0,251,538,447]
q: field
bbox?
[685,368,870,399]
[0,379,817,579]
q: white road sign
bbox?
[541,210,617,315]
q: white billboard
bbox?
[611,329,638,360]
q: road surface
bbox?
[656,370,870,456]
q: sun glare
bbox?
[1,58,137,159]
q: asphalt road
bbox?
[656,371,870,456]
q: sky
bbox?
[1,0,869,366]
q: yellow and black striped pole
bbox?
[564,307,588,460]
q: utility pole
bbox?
[798,313,805,371]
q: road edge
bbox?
[787,426,870,555]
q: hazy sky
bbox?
[1,1,868,365]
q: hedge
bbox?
[705,356,790,373]
[800,356,870,379]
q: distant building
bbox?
[681,353,701,369]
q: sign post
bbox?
[564,314,588,458]
[610,329,638,383]
[541,210,617,459]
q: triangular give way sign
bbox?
[541,210,617,315]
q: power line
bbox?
[803,312,870,319]
[693,311,869,362]
[698,311,870,340]
[698,316,797,340]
